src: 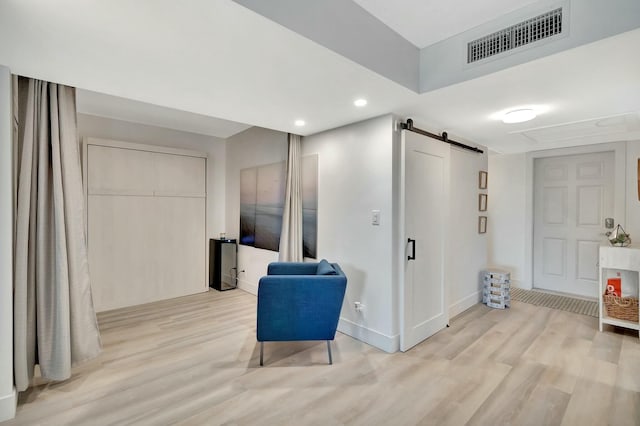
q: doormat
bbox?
[511,287,598,318]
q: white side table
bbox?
[598,245,640,338]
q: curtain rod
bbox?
[400,119,484,154]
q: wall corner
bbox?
[0,65,16,421]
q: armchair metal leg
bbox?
[260,342,264,366]
[327,340,333,365]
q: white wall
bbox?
[224,126,288,294]
[303,115,397,352]
[224,117,398,351]
[489,142,633,289]
[225,116,488,352]
[487,152,528,287]
[0,65,16,421]
[449,146,489,316]
[77,114,227,242]
[626,141,640,240]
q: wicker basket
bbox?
[603,294,639,323]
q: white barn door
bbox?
[533,152,614,298]
[401,131,450,352]
[85,139,207,312]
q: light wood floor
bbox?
[5,290,640,426]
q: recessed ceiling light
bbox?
[354,99,368,107]
[502,109,537,124]
[294,120,305,127]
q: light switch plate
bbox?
[372,210,380,225]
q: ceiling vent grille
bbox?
[467,7,563,63]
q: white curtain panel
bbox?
[13,78,101,391]
[278,133,303,262]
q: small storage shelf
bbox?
[600,315,640,331]
[209,238,238,291]
[598,245,640,338]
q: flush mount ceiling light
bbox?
[502,109,537,124]
[354,99,368,107]
[294,120,306,127]
[490,105,550,124]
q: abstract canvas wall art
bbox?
[240,155,318,258]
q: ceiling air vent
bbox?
[467,7,563,63]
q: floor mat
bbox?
[511,287,598,318]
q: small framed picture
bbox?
[479,193,488,211]
[478,216,487,234]
[479,171,488,189]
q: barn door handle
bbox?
[407,238,416,261]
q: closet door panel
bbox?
[153,196,206,299]
[88,195,160,312]
[153,152,206,197]
[88,145,154,195]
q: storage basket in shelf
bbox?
[603,294,639,323]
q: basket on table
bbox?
[603,294,639,323]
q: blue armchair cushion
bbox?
[257,262,347,342]
[316,259,337,275]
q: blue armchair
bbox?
[257,260,347,365]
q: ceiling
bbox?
[353,0,540,48]
[77,90,251,139]
[0,0,639,154]
[397,28,640,154]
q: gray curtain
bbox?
[14,78,101,391]
[278,133,303,261]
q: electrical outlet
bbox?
[354,301,364,312]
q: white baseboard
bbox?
[0,387,16,422]
[237,278,258,295]
[337,318,399,353]
[449,291,482,318]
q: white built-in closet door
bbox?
[86,142,206,312]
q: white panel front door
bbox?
[401,131,450,352]
[533,152,614,298]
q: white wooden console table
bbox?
[598,245,640,338]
